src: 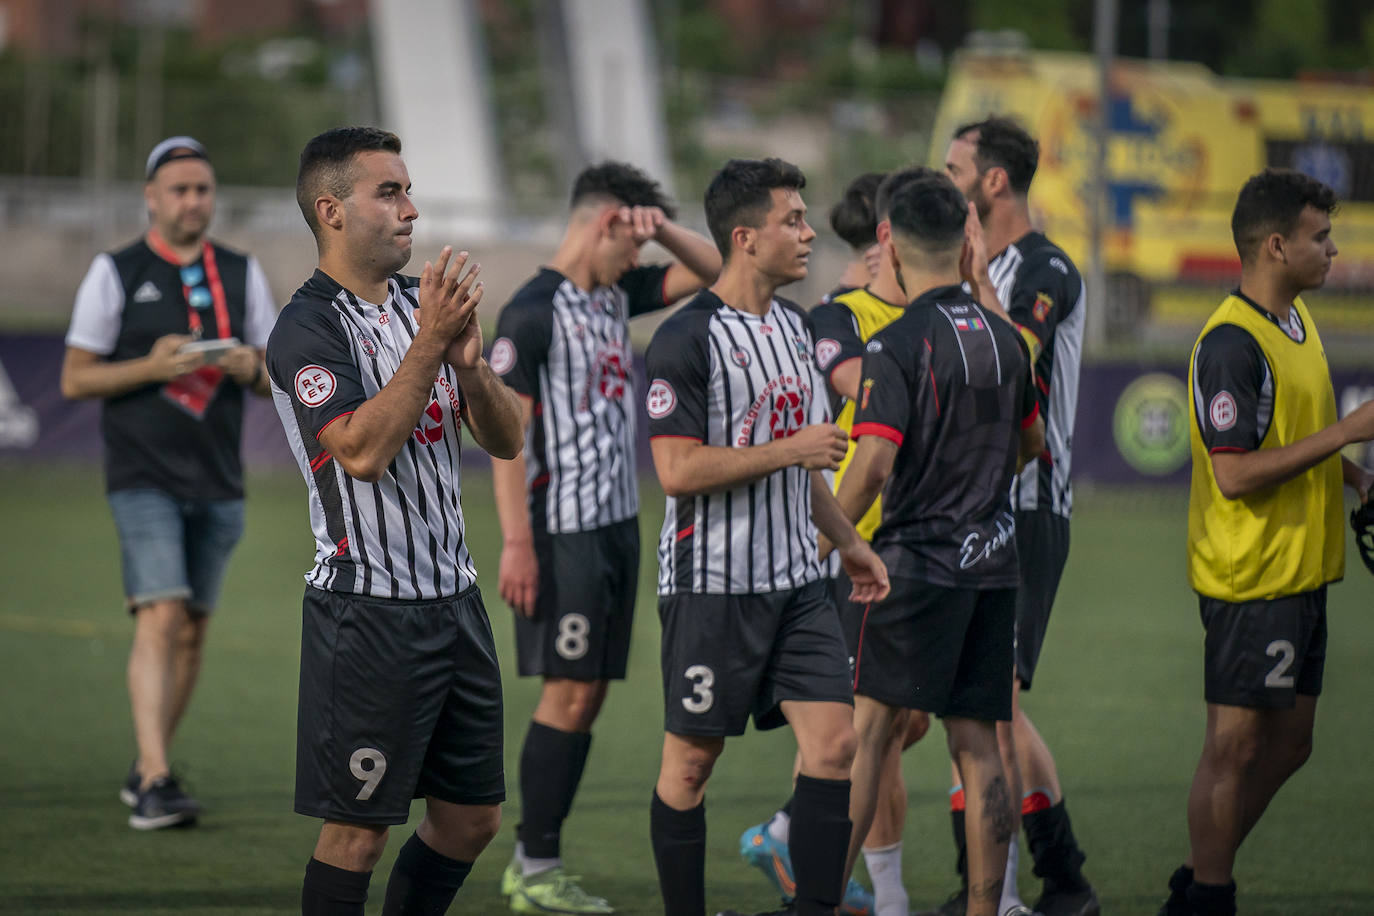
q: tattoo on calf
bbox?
[983,773,1015,844]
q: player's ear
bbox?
[731,224,756,257]
[984,165,1007,197]
[1265,231,1288,265]
[316,195,344,232]
[598,204,625,238]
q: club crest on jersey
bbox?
[294,365,336,407]
[730,347,751,368]
[357,332,378,358]
[861,378,875,410]
[1033,292,1053,322]
[646,379,677,419]
[489,338,516,375]
[760,324,774,335]
[1209,390,1237,431]
[815,338,841,370]
[792,335,811,363]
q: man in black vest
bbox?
[61,136,277,830]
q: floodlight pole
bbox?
[1088,0,1117,353]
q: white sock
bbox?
[999,836,1023,912]
[767,810,790,844]
[515,841,562,877]
[862,842,908,916]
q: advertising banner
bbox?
[3,333,1372,485]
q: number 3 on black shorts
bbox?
[681,664,714,713]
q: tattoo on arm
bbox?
[983,773,1015,845]
[969,878,1005,904]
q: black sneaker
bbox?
[128,775,201,830]
[119,760,139,808]
[914,888,967,916]
[1035,883,1100,916]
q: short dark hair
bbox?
[570,161,677,218]
[703,157,806,258]
[1231,168,1338,263]
[953,116,1039,195]
[296,127,402,235]
[887,171,968,255]
[876,166,941,221]
[829,172,884,250]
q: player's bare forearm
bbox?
[811,473,862,557]
[1210,424,1350,500]
[491,399,535,543]
[457,359,524,460]
[829,358,861,402]
[318,333,449,482]
[657,222,723,302]
[836,437,894,525]
[59,337,197,400]
[650,437,794,498]
[972,275,1012,326]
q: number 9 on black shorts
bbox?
[295,586,506,825]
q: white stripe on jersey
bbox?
[657,300,829,595]
[533,279,638,533]
[991,243,1085,517]
[273,277,477,600]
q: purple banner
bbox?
[4,332,1372,484]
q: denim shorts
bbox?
[106,488,245,615]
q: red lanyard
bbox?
[146,229,232,341]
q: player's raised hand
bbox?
[619,205,666,244]
[417,246,483,343]
[960,201,990,292]
[787,423,850,470]
[839,540,890,603]
[149,333,202,380]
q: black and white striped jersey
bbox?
[491,265,668,534]
[987,232,1084,518]
[266,269,476,600]
[645,290,830,595]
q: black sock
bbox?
[952,808,968,886]
[517,721,593,860]
[1024,798,1089,892]
[380,834,473,916]
[302,858,370,916]
[1163,865,1194,908]
[650,791,706,916]
[1186,879,1236,916]
[789,774,851,915]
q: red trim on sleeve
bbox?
[531,472,550,488]
[309,451,332,473]
[1021,400,1040,430]
[315,410,355,441]
[1209,446,1249,454]
[850,422,904,446]
[675,524,695,542]
[649,434,704,442]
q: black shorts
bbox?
[831,570,865,660]
[295,586,506,825]
[659,580,854,737]
[1014,510,1070,690]
[1199,586,1327,709]
[514,518,639,680]
[852,575,1015,722]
